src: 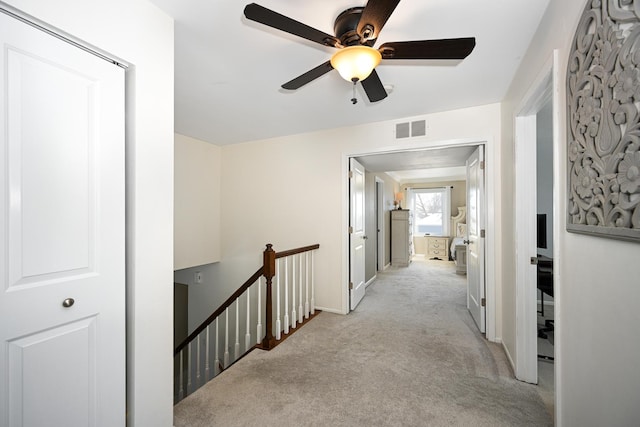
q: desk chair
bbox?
[537,256,554,340]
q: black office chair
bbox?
[537,256,554,340]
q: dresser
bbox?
[391,209,413,267]
[425,236,449,260]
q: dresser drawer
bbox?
[426,236,450,259]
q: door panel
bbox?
[350,158,366,310]
[0,11,125,427]
[466,146,486,333]
[8,317,96,427]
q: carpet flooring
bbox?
[174,259,553,426]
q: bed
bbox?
[450,207,467,275]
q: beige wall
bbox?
[174,133,221,269]
[4,1,175,425]
[501,1,640,424]
[218,103,502,320]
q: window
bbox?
[409,187,451,236]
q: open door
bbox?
[466,146,486,333]
[349,158,366,310]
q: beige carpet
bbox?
[174,259,552,426]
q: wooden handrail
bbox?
[174,266,264,355]
[174,243,320,355]
[275,244,320,259]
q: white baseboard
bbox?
[365,276,376,288]
[502,341,516,374]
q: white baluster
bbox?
[245,289,251,351]
[275,259,282,340]
[298,254,304,324]
[196,334,201,386]
[214,318,221,376]
[305,252,310,319]
[187,342,192,394]
[178,350,184,400]
[234,298,241,359]
[291,255,297,329]
[223,308,230,368]
[311,250,316,315]
[256,277,263,344]
[283,257,289,334]
[205,325,210,381]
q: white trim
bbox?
[513,51,560,389]
[502,341,517,374]
[550,49,563,427]
[0,3,129,68]
[375,177,386,272]
[342,137,499,343]
[365,275,376,288]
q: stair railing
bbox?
[174,243,320,403]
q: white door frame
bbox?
[341,138,499,343]
[513,51,561,387]
[375,177,385,271]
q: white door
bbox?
[0,11,126,427]
[349,158,366,310]
[466,146,486,333]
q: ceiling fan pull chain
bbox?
[351,78,358,104]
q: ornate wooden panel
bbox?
[567,0,640,241]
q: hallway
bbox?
[174,259,552,426]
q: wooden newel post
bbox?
[262,243,276,349]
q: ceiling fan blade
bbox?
[361,70,387,102]
[244,3,340,48]
[379,38,476,60]
[357,0,401,42]
[282,61,334,90]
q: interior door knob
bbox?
[463,239,471,244]
[62,298,75,308]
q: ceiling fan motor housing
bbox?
[334,7,374,46]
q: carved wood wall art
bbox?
[567,0,640,241]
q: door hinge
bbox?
[348,170,353,179]
[349,226,353,234]
[481,298,486,307]
[480,229,485,238]
[349,282,354,290]
[480,160,485,170]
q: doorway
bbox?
[346,141,496,341]
[514,51,559,413]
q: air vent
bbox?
[396,122,410,139]
[395,120,426,139]
[411,120,426,137]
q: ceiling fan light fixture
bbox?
[330,45,382,82]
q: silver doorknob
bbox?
[463,240,471,244]
[62,298,75,308]
[362,235,368,240]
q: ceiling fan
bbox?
[243,0,476,103]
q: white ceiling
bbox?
[148,0,550,147]
[356,145,477,182]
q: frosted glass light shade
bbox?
[330,46,382,82]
